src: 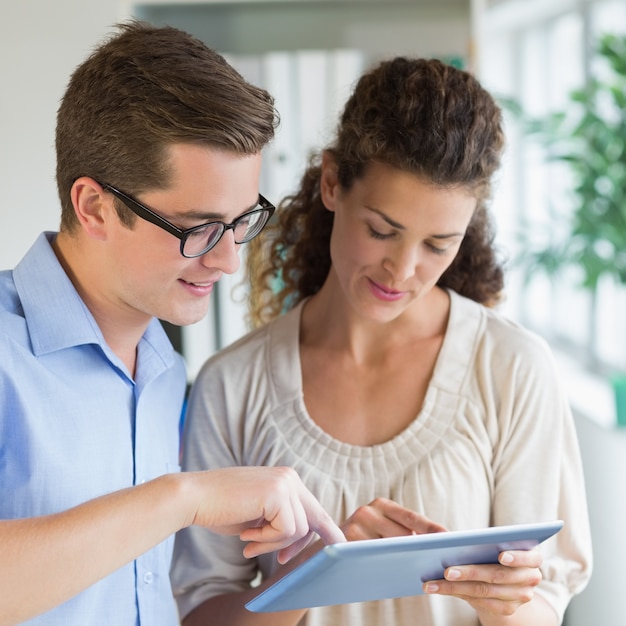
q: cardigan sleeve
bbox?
[477,316,593,622]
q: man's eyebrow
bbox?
[177,210,223,222]
[176,198,260,222]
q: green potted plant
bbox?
[512,32,626,426]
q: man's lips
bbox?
[179,278,218,295]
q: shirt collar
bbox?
[13,232,176,369]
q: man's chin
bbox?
[162,305,211,328]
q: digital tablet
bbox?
[246,519,563,612]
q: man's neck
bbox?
[52,231,147,378]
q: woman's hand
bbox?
[341,501,550,624]
[341,497,446,540]
[423,548,543,620]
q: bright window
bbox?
[479,0,626,382]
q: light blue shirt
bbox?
[0,233,187,625]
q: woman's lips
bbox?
[367,278,405,302]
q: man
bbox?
[0,21,343,626]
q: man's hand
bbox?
[186,466,345,563]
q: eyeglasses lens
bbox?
[181,207,270,257]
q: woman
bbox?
[171,57,592,626]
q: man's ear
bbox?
[70,177,110,240]
[320,151,341,213]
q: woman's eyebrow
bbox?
[365,206,464,238]
[431,232,465,240]
[365,206,406,230]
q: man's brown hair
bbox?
[56,20,277,232]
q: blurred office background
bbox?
[2,1,625,623]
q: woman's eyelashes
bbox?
[368,224,452,256]
[367,225,394,240]
[424,241,450,255]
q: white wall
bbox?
[0,0,127,269]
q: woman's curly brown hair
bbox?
[247,56,505,327]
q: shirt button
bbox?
[143,572,154,584]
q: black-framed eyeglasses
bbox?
[99,182,275,258]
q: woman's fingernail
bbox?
[446,568,461,580]
[424,583,439,593]
[501,552,514,564]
